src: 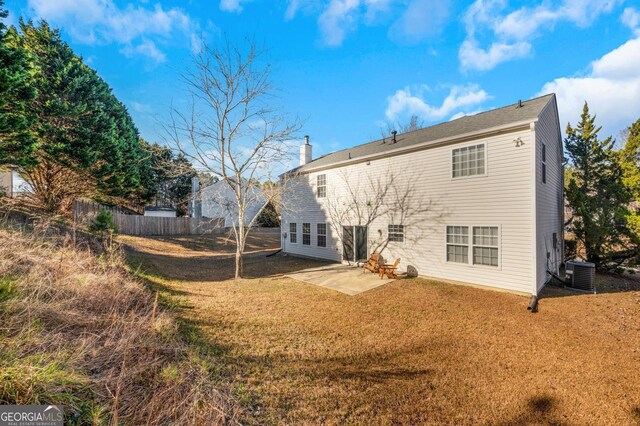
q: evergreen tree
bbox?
[565,102,631,269]
[0,1,36,167]
[620,118,640,247]
[140,140,197,216]
[11,20,149,210]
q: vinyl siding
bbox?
[282,126,538,294]
[534,98,564,293]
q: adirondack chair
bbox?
[379,258,401,279]
[362,253,382,274]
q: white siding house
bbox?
[143,207,177,217]
[281,94,563,296]
[201,179,266,228]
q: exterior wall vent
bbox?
[565,260,596,293]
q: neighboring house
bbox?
[200,179,266,228]
[0,169,13,197]
[281,94,564,296]
[144,206,177,217]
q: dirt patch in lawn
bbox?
[125,234,640,425]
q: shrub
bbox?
[88,209,117,234]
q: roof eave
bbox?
[287,118,538,176]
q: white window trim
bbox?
[316,174,327,198]
[302,222,311,246]
[289,222,298,244]
[387,224,405,244]
[444,225,470,264]
[450,142,489,181]
[444,224,502,270]
[541,142,547,184]
[317,223,327,248]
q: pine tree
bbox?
[0,1,36,167]
[565,102,631,269]
[620,118,640,248]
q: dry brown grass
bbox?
[117,228,281,258]
[0,225,243,425]
[125,233,640,425]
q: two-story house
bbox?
[280,94,564,296]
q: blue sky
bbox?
[4,0,640,160]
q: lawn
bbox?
[123,230,640,425]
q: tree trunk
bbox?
[235,220,245,279]
[235,245,243,279]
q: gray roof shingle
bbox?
[293,93,555,173]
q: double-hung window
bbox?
[289,223,297,244]
[472,227,499,266]
[446,226,469,263]
[388,225,404,242]
[446,225,499,267]
[302,223,311,245]
[317,174,326,198]
[452,144,485,178]
[541,143,547,184]
[317,223,327,247]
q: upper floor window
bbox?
[317,223,327,247]
[452,144,485,178]
[388,224,404,242]
[289,223,297,244]
[541,143,547,184]
[302,223,311,245]
[317,174,326,198]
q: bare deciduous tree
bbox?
[323,167,446,264]
[164,38,301,278]
[379,115,425,141]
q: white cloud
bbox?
[2,5,19,29]
[388,0,451,44]
[622,7,640,35]
[459,39,530,72]
[285,0,302,20]
[315,0,452,47]
[27,0,193,62]
[121,39,166,63]
[318,0,360,46]
[460,0,622,72]
[285,0,324,21]
[538,36,640,138]
[129,101,153,113]
[219,0,251,13]
[385,84,491,123]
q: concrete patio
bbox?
[285,263,397,295]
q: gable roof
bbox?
[292,93,556,174]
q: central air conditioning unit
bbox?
[565,260,596,293]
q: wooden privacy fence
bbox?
[73,200,224,236]
[73,200,137,223]
[112,215,224,236]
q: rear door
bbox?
[355,226,368,262]
[342,226,354,261]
